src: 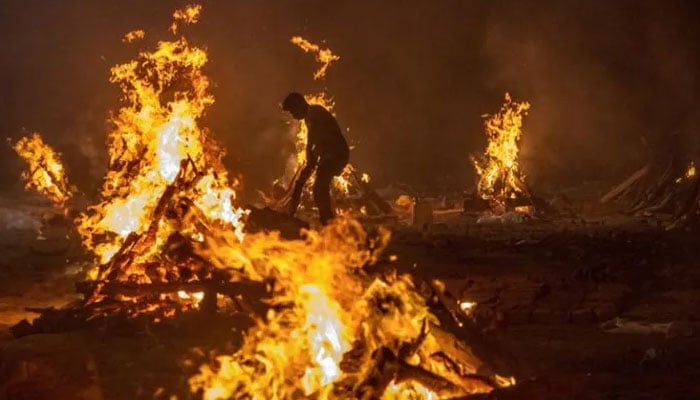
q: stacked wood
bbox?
[602,134,699,229]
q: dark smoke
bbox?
[1,0,699,199]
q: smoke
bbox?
[1,0,699,197]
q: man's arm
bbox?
[288,143,318,215]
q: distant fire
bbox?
[13,133,74,206]
[472,93,530,206]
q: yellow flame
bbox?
[122,29,145,43]
[170,4,202,34]
[187,218,496,399]
[383,381,441,400]
[472,93,530,204]
[14,6,515,398]
[13,133,74,205]
[291,36,341,80]
[76,6,247,272]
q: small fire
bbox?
[13,133,74,206]
[472,93,530,205]
[291,36,341,80]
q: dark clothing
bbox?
[289,105,349,225]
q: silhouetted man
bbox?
[282,92,349,225]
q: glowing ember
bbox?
[291,36,341,80]
[472,93,531,205]
[459,301,476,316]
[676,161,697,183]
[13,133,74,206]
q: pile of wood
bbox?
[602,134,699,229]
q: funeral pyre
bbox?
[469,94,533,215]
[265,36,392,219]
[12,5,516,399]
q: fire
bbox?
[472,93,530,205]
[75,5,247,283]
[14,6,515,398]
[13,133,74,206]
[291,36,341,80]
[170,4,202,34]
[122,29,145,43]
[283,37,370,213]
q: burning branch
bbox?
[13,133,75,206]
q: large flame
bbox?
[187,219,492,399]
[75,6,246,273]
[472,93,530,205]
[13,133,74,206]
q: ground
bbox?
[1,187,699,400]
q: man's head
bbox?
[282,92,308,120]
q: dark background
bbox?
[1,0,699,200]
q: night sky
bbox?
[1,0,699,199]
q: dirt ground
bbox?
[1,188,700,400]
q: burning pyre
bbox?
[13,5,516,399]
[472,93,531,209]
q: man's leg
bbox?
[313,162,336,225]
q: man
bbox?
[282,92,349,225]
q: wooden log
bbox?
[600,165,650,203]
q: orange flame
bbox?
[122,29,145,43]
[170,4,202,34]
[472,93,530,204]
[291,36,341,80]
[13,133,74,205]
[76,5,246,271]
